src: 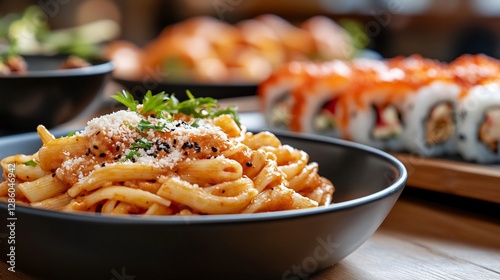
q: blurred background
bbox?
[2,0,500,62]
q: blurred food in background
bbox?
[0,5,119,74]
[103,15,359,84]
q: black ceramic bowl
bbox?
[113,76,258,101]
[0,129,406,280]
[0,55,113,134]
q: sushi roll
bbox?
[290,58,386,139]
[258,60,350,131]
[394,56,461,156]
[258,61,314,130]
[457,82,500,163]
[289,60,354,137]
[345,59,415,151]
[401,81,461,156]
[451,54,500,163]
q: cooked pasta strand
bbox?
[31,193,73,210]
[75,186,171,210]
[38,136,88,171]
[18,174,69,203]
[157,177,258,214]
[37,125,56,144]
[176,158,243,185]
[67,164,166,197]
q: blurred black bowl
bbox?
[113,76,258,101]
[0,55,113,134]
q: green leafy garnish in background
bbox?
[1,5,117,60]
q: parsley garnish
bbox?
[23,160,38,167]
[66,131,76,137]
[123,138,153,161]
[112,90,139,112]
[112,90,241,128]
[136,119,166,133]
[141,91,168,115]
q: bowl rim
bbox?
[0,129,407,225]
[0,55,114,78]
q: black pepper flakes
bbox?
[93,145,99,150]
[101,163,106,167]
[182,142,194,149]
[211,146,218,152]
[246,162,253,167]
[99,153,106,158]
[95,131,101,135]
[85,148,91,156]
[116,145,120,152]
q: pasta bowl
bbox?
[0,55,113,135]
[0,129,406,280]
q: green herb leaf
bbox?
[111,90,241,128]
[123,138,153,161]
[66,131,76,137]
[141,90,167,115]
[131,138,152,150]
[112,90,139,112]
[137,119,165,132]
[191,119,200,128]
[23,160,38,167]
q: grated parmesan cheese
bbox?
[58,109,234,184]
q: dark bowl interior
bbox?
[113,76,258,101]
[0,129,406,280]
[0,55,113,134]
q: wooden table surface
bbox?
[1,94,499,279]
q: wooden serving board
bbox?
[391,153,500,204]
